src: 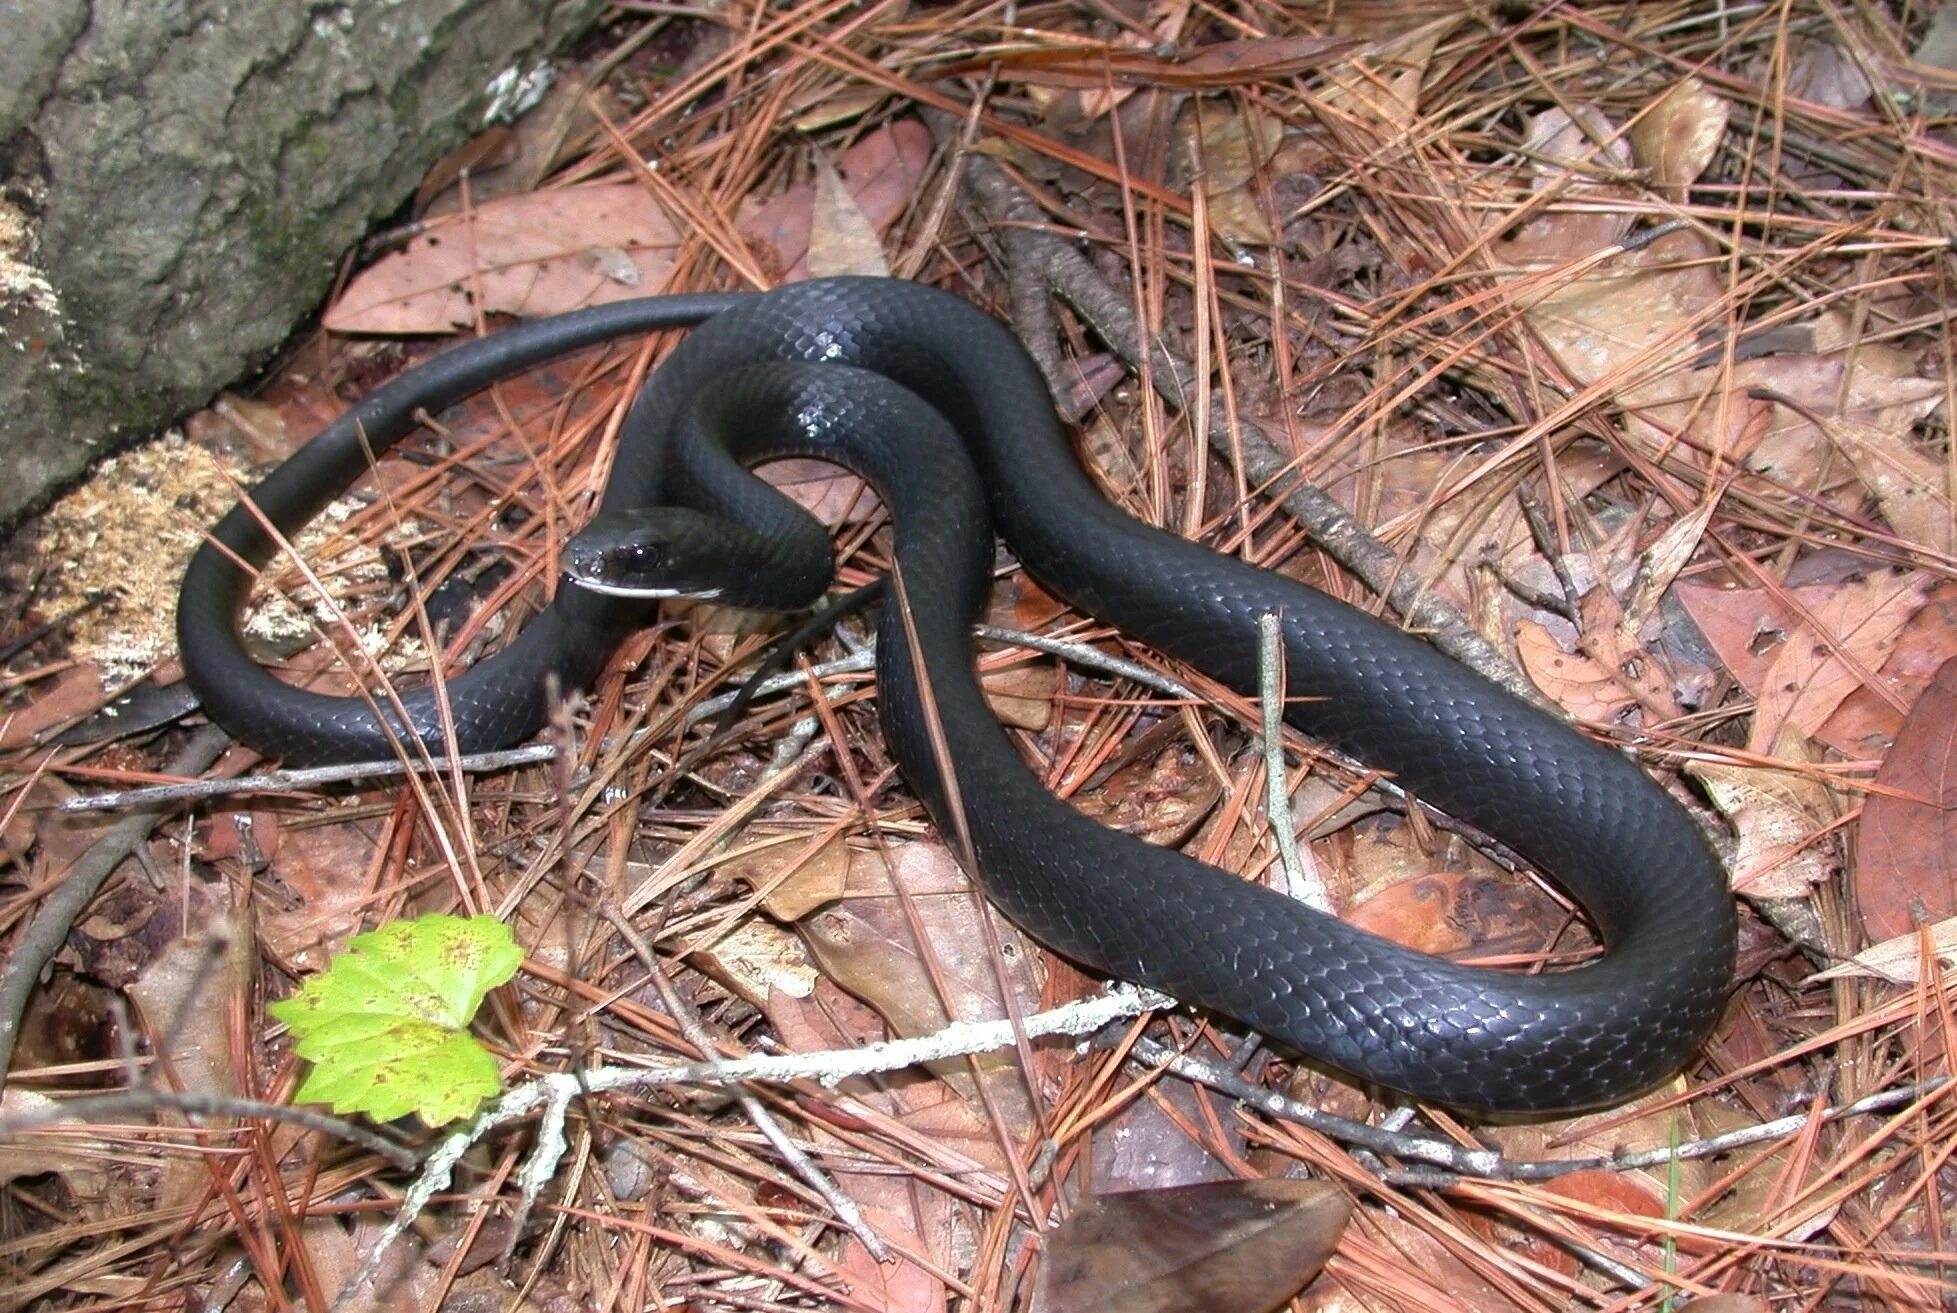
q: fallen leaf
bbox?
[1483,1094,1720,1273]
[1675,1297,1771,1313]
[1816,918,1957,985]
[9,970,117,1080]
[129,910,253,1208]
[325,183,682,333]
[805,150,889,279]
[981,661,1057,731]
[1688,734,1835,901]
[1316,17,1465,132]
[1033,1179,1349,1313]
[1346,865,1570,960]
[1779,39,1874,110]
[831,1202,948,1313]
[0,1088,113,1217]
[1630,78,1730,197]
[692,919,820,1006]
[1676,572,1944,756]
[798,843,1045,1127]
[1853,653,1957,942]
[1176,100,1285,244]
[722,831,851,921]
[1513,606,1680,725]
[740,120,932,281]
[1697,1095,1840,1239]
[1072,739,1222,849]
[1747,570,1929,754]
[1090,1079,1248,1194]
[1827,413,1953,555]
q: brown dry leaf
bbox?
[1623,491,1722,640]
[1676,572,1940,756]
[790,86,890,132]
[756,453,884,524]
[1177,100,1285,245]
[740,119,932,280]
[325,183,683,333]
[832,1202,949,1313]
[1345,865,1569,961]
[1683,575,1957,756]
[1091,1080,1249,1195]
[1514,581,1683,725]
[128,910,253,1210]
[9,971,116,1078]
[761,984,994,1310]
[0,1088,114,1218]
[1483,1095,1718,1272]
[1072,739,1222,849]
[1472,1170,1676,1280]
[0,663,115,749]
[1853,653,1957,943]
[1687,734,1835,901]
[1510,106,1638,251]
[798,843,1044,1124]
[806,149,890,280]
[1747,570,1929,754]
[1629,77,1730,197]
[1495,98,1941,493]
[303,1212,434,1313]
[1033,1180,1349,1313]
[412,125,520,212]
[981,661,1056,731]
[1818,919,1957,985]
[254,816,386,968]
[1696,1096,1840,1240]
[1508,226,1706,410]
[202,391,292,464]
[1827,414,1954,555]
[1676,1297,1771,1313]
[1781,38,1874,110]
[692,919,820,1007]
[1726,327,1942,497]
[722,831,851,921]
[1296,1208,1510,1311]
[1316,17,1465,131]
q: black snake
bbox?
[178,276,1735,1109]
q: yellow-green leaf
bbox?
[270,914,522,1125]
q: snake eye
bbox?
[609,540,667,576]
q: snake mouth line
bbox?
[564,577,724,601]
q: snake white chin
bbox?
[566,578,722,600]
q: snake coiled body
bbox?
[179,276,1735,1110]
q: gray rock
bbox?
[0,0,604,527]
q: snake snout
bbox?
[564,509,734,601]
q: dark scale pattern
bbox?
[180,277,1737,1111]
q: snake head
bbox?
[563,509,738,600]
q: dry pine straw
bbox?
[4,3,1957,1310]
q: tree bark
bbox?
[0,0,604,526]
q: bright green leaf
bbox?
[269,914,523,1126]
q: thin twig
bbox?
[1257,611,1328,910]
[599,900,892,1262]
[0,725,232,1086]
[51,624,1193,815]
[0,1089,420,1171]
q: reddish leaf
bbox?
[1856,654,1957,941]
